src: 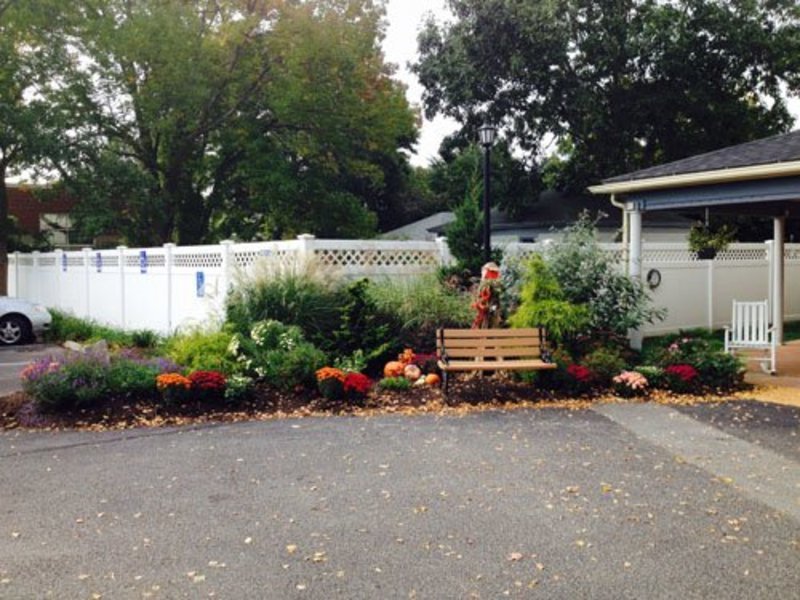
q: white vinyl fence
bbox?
[8,235,800,336]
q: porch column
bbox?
[628,207,643,349]
[773,216,785,344]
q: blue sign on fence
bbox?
[96,252,102,273]
[61,253,67,272]
[139,250,147,274]
[196,271,205,298]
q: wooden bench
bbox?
[436,327,556,394]
[724,299,776,374]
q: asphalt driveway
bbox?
[1,401,798,599]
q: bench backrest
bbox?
[437,328,546,360]
[730,300,770,344]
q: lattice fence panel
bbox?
[234,248,297,270]
[314,248,439,269]
[18,256,34,266]
[642,248,696,263]
[785,247,800,261]
[65,255,85,267]
[173,251,222,268]
[38,256,57,267]
[716,247,767,261]
[124,253,166,268]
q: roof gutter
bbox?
[588,160,800,195]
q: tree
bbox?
[429,138,540,218]
[42,0,417,245]
[212,0,418,240]
[0,1,73,292]
[414,0,800,191]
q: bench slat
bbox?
[439,328,542,339]
[438,359,556,371]
[438,337,542,349]
[441,347,545,359]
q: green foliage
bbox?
[368,274,472,352]
[508,255,591,342]
[428,141,541,218]
[643,332,744,392]
[378,376,411,391]
[415,0,800,191]
[18,0,417,245]
[228,320,326,392]
[634,366,666,390]
[688,222,737,254]
[22,351,184,411]
[226,263,343,352]
[444,177,503,275]
[582,347,626,387]
[224,374,255,405]
[106,359,159,400]
[545,215,666,335]
[331,279,398,371]
[164,327,237,374]
[45,309,159,349]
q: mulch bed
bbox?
[0,375,752,432]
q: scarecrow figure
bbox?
[472,262,503,329]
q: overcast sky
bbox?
[383,0,457,167]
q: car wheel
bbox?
[0,315,31,345]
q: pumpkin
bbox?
[403,364,422,381]
[384,361,405,378]
[425,373,441,387]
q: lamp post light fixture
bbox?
[478,123,497,264]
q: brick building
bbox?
[7,184,77,248]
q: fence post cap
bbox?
[116,245,128,250]
[163,242,176,248]
[219,239,235,246]
[297,234,316,240]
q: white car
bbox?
[0,297,52,345]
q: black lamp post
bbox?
[478,123,497,264]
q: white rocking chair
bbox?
[724,300,776,374]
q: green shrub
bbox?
[106,359,159,399]
[634,365,665,389]
[164,327,237,374]
[22,355,110,412]
[44,309,161,350]
[224,374,255,404]
[331,279,399,370]
[582,347,627,386]
[508,255,590,342]
[225,262,343,351]
[228,320,326,391]
[378,376,412,391]
[544,214,666,335]
[45,309,150,347]
[444,176,503,275]
[368,274,472,352]
[648,333,744,392]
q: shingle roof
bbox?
[603,130,800,183]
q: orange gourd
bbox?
[425,373,441,386]
[383,361,405,378]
